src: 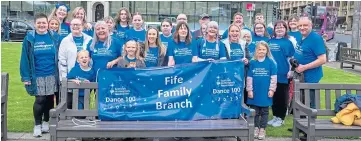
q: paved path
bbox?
[7,132,361,141]
[325,61,361,76]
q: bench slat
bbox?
[95,90,98,109]
[346,90,352,94]
[315,90,320,109]
[57,119,248,131]
[72,89,79,110]
[325,90,331,109]
[357,90,361,95]
[67,83,98,89]
[316,110,335,116]
[84,89,90,110]
[296,118,361,130]
[297,83,361,90]
[335,90,341,99]
[305,90,310,107]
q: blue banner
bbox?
[98,61,244,121]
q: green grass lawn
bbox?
[2,42,361,136]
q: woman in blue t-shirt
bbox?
[20,13,60,137]
[48,3,71,40]
[114,7,131,40]
[246,41,277,140]
[252,23,270,45]
[287,15,302,43]
[86,21,123,72]
[160,19,173,48]
[48,17,60,33]
[125,12,146,43]
[71,7,94,37]
[143,27,167,67]
[267,20,296,128]
[222,24,249,63]
[167,21,198,66]
[197,21,226,61]
[241,29,256,59]
[103,16,117,38]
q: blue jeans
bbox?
[4,30,10,41]
[310,89,315,109]
[78,96,84,110]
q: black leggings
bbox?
[33,95,54,125]
[55,91,60,105]
[272,83,289,120]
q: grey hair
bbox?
[90,20,112,51]
[204,21,219,51]
[240,29,252,43]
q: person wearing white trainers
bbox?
[246,41,277,140]
[268,20,297,128]
[20,13,60,138]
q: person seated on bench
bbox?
[246,41,277,140]
[67,50,95,110]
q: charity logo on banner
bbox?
[97,61,245,121]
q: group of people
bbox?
[19,3,327,140]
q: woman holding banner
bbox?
[20,13,60,137]
[167,21,198,66]
[114,7,132,40]
[86,21,123,72]
[143,27,167,67]
[197,21,226,61]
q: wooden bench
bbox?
[340,47,361,69]
[1,73,9,141]
[292,79,361,141]
[50,78,255,141]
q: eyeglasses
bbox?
[71,24,82,27]
[177,18,187,21]
[255,27,264,30]
[275,26,286,29]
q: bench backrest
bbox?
[294,79,361,116]
[61,78,98,119]
[340,47,361,62]
[1,73,9,140]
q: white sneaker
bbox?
[267,116,277,125]
[254,127,259,138]
[33,125,42,137]
[272,117,284,127]
[41,122,49,133]
[258,128,266,140]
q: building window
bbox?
[195,2,207,16]
[336,1,340,7]
[146,1,159,22]
[109,1,123,18]
[134,1,146,14]
[171,1,183,16]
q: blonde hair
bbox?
[240,29,252,43]
[77,50,90,60]
[48,7,68,23]
[71,7,89,29]
[122,40,143,61]
[253,41,274,61]
[103,16,115,32]
[227,24,241,40]
[48,17,60,34]
[144,27,167,57]
[90,21,112,51]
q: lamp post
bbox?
[351,1,361,49]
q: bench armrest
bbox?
[242,103,255,117]
[50,101,67,118]
[294,100,317,117]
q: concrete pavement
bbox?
[325,61,361,76]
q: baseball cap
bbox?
[200,13,210,20]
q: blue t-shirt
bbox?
[73,36,84,52]
[144,47,159,67]
[116,24,130,39]
[198,40,226,60]
[222,26,252,39]
[247,57,277,107]
[33,33,56,77]
[266,27,273,36]
[288,31,302,43]
[294,31,326,83]
[160,34,173,48]
[247,42,256,59]
[227,42,245,60]
[252,34,269,45]
[268,37,295,84]
[86,37,123,71]
[167,40,198,65]
[60,23,71,40]
[67,65,95,96]
[83,28,94,37]
[125,56,136,63]
[125,28,146,43]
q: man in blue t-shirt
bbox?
[294,17,327,108]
